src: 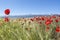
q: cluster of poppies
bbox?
[30,15,60,32]
[3,9,60,32]
[4,9,10,22]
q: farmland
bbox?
[0,15,60,40]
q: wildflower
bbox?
[51,15,56,18]
[30,18,34,21]
[4,9,10,15]
[41,17,44,20]
[36,17,40,21]
[50,19,53,22]
[45,20,51,25]
[55,19,58,23]
[58,15,60,17]
[4,17,10,22]
[55,26,60,32]
[0,22,2,26]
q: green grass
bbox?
[0,18,60,40]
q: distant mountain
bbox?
[0,14,60,18]
[0,15,44,18]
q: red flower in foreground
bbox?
[45,20,51,25]
[4,17,10,22]
[4,9,10,15]
[56,26,60,32]
[45,18,53,25]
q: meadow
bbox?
[0,15,60,40]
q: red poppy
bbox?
[47,27,50,29]
[38,21,42,24]
[58,15,60,17]
[36,17,40,21]
[46,26,50,32]
[4,9,10,15]
[51,15,56,18]
[4,17,10,22]
[48,19,53,22]
[41,17,44,20]
[38,17,41,20]
[30,18,34,21]
[50,19,53,22]
[55,19,58,23]
[55,26,60,32]
[45,19,52,25]
[45,21,50,25]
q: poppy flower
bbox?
[46,26,50,32]
[51,15,56,18]
[4,17,10,22]
[45,21,50,25]
[45,19,51,25]
[55,19,58,23]
[30,18,34,21]
[41,17,44,20]
[48,19,53,22]
[55,26,60,32]
[36,17,40,21]
[50,19,53,22]
[4,9,10,15]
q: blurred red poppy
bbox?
[30,18,34,21]
[4,17,10,22]
[45,19,52,25]
[36,17,40,21]
[56,26,60,32]
[51,15,56,18]
[38,21,42,24]
[41,17,44,20]
[4,9,10,15]
[55,19,58,23]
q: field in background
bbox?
[0,15,60,40]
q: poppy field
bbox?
[0,15,60,40]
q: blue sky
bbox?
[0,0,60,16]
